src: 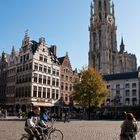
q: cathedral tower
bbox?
[88,0,117,74]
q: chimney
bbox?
[50,45,57,56]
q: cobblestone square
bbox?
[0,120,140,140]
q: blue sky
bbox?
[0,0,140,70]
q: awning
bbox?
[32,102,55,107]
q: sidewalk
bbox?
[0,116,26,121]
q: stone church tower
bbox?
[88,0,137,75]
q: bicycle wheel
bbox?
[48,129,63,140]
[41,133,48,140]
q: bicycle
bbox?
[20,126,48,140]
[20,119,63,140]
[47,118,64,140]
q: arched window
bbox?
[99,0,102,11]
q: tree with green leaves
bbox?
[71,67,108,120]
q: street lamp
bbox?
[59,97,64,120]
[111,95,121,119]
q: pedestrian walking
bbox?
[3,109,7,118]
[0,109,3,118]
[18,108,22,118]
[120,112,138,140]
[64,112,69,123]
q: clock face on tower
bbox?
[107,15,114,25]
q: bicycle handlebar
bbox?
[50,118,56,127]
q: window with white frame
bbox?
[47,88,50,98]
[39,54,43,61]
[44,56,47,62]
[43,87,46,98]
[52,69,55,75]
[34,73,38,83]
[33,86,37,97]
[47,76,51,85]
[43,75,46,84]
[56,89,59,99]
[34,63,38,71]
[116,84,120,89]
[125,90,130,96]
[38,87,42,98]
[52,89,55,99]
[132,89,137,96]
[125,83,130,88]
[132,83,136,88]
[56,79,59,87]
[39,64,42,72]
[39,74,42,83]
[48,67,51,74]
[52,78,55,86]
[44,65,47,73]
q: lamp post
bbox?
[112,95,121,119]
[59,96,64,120]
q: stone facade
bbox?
[58,53,79,106]
[0,52,9,105]
[88,0,137,75]
[6,47,18,113]
[14,33,61,112]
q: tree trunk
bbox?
[88,99,91,120]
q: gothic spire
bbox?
[22,29,30,47]
[112,1,115,16]
[24,29,29,38]
[90,1,93,20]
[1,51,6,61]
[11,46,16,56]
[120,37,125,53]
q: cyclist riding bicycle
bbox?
[40,108,50,123]
[24,106,46,140]
[40,107,51,134]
